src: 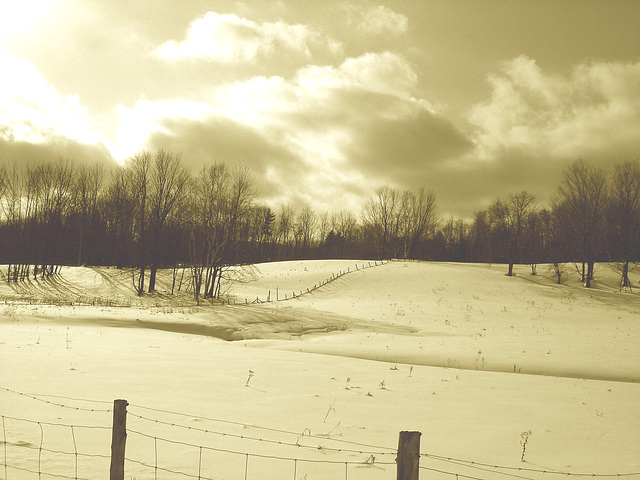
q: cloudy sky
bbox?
[1,0,639,218]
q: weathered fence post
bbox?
[110,399,128,480]
[396,430,421,480]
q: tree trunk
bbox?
[507,262,514,277]
[77,224,84,266]
[622,261,631,290]
[137,266,145,296]
[148,264,157,293]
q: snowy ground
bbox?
[1,260,639,479]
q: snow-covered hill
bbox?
[1,260,639,479]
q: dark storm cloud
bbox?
[147,116,305,204]
[341,97,474,188]
[0,137,114,167]
[429,151,565,218]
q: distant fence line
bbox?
[235,259,389,306]
[2,386,639,480]
[0,260,392,309]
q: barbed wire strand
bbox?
[1,414,111,430]
[125,456,217,480]
[426,456,538,480]
[0,386,112,413]
[421,464,488,480]
[127,428,396,467]
[25,392,112,406]
[423,452,640,478]
[127,403,397,453]
[128,410,394,456]
[11,442,109,460]
[1,464,92,480]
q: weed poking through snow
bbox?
[323,398,336,423]
[296,428,312,446]
[520,430,532,461]
[245,370,254,387]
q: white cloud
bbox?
[347,4,408,35]
[0,49,107,147]
[115,51,448,210]
[213,51,423,121]
[468,56,640,162]
[111,98,219,161]
[154,11,341,63]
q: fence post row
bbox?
[110,399,128,480]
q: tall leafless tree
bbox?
[148,150,190,292]
[553,159,607,287]
[276,205,294,258]
[399,187,439,258]
[609,160,640,290]
[128,152,152,295]
[295,206,317,255]
[362,186,400,259]
[488,191,536,276]
[73,162,105,265]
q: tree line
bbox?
[0,153,638,298]
[437,159,640,289]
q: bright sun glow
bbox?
[0,0,55,39]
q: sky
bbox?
[1,0,639,219]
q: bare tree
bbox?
[362,186,400,259]
[276,205,294,258]
[470,210,491,262]
[328,210,358,258]
[103,166,135,269]
[488,191,536,276]
[295,206,317,255]
[189,162,229,304]
[441,216,468,262]
[318,211,330,243]
[553,159,607,287]
[128,152,152,295]
[148,150,190,292]
[609,160,640,290]
[73,162,105,265]
[248,205,276,262]
[399,187,439,258]
[224,164,255,265]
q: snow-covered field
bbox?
[1,260,639,479]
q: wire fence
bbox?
[231,259,389,305]
[0,260,391,310]
[2,386,640,480]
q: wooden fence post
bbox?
[110,399,128,480]
[397,430,421,480]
